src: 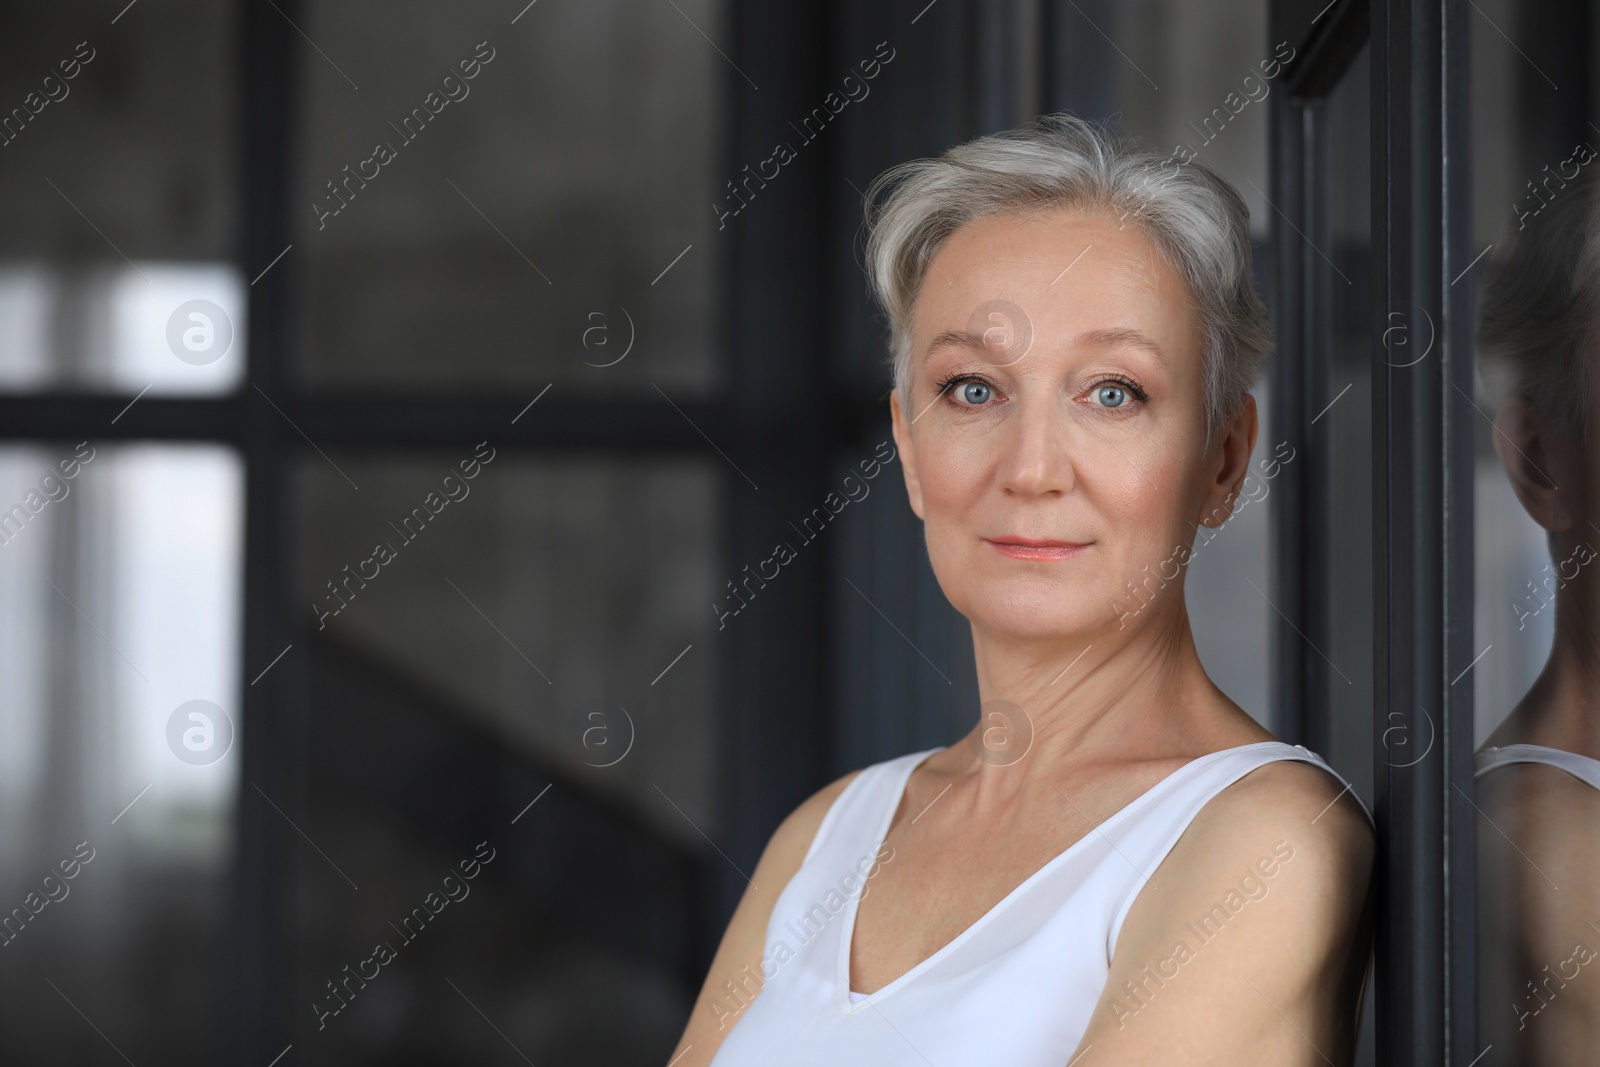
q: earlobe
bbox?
[1199,395,1257,527]
[1493,397,1572,533]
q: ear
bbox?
[1196,393,1259,528]
[888,387,926,520]
[1492,396,1574,534]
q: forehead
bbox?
[910,208,1200,357]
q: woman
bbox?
[670,114,1375,1066]
[1474,166,1600,1066]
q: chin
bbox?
[959,583,1109,641]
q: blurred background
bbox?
[0,0,1579,1063]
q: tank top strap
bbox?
[802,746,942,867]
[1104,741,1366,957]
[1477,743,1600,791]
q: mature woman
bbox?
[1474,167,1600,1066]
[670,114,1374,1066]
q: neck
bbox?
[963,593,1254,779]
[1492,579,1600,758]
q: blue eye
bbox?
[934,374,997,407]
[959,381,992,405]
[1095,384,1127,408]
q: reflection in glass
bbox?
[1474,168,1600,1065]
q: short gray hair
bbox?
[1478,170,1600,445]
[862,113,1271,444]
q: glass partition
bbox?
[1470,2,1600,1062]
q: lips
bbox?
[984,537,1089,561]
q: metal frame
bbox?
[1270,0,1475,1061]
[1369,0,1476,1060]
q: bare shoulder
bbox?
[1194,757,1374,866]
[1071,756,1375,1065]
[1478,758,1600,844]
[1147,755,1374,935]
[1477,762,1600,943]
[1476,762,1600,1053]
[1170,758,1375,954]
[666,765,865,1066]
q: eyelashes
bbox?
[933,373,993,406]
[932,372,1149,411]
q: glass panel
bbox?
[1323,47,1377,1067]
[0,3,240,395]
[291,0,723,394]
[288,453,717,1061]
[1318,44,1374,804]
[0,442,242,1061]
[1470,2,1600,1060]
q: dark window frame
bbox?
[1269,0,1476,1061]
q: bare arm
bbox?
[1065,761,1375,1066]
[666,769,862,1067]
[1477,763,1600,1066]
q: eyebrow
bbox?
[1073,326,1170,368]
[924,329,991,356]
[923,325,1170,367]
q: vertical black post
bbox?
[1268,93,1328,750]
[1369,0,1474,1062]
[712,0,832,930]
[230,0,296,1057]
[1441,2,1476,1055]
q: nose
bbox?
[996,392,1075,497]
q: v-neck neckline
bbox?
[834,740,1295,1016]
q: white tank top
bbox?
[1476,743,1600,790]
[707,741,1366,1065]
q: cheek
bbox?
[1090,457,1199,568]
[911,441,991,590]
[913,432,991,509]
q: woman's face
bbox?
[889,206,1255,641]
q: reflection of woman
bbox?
[1475,168,1600,1066]
[669,115,1374,1066]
